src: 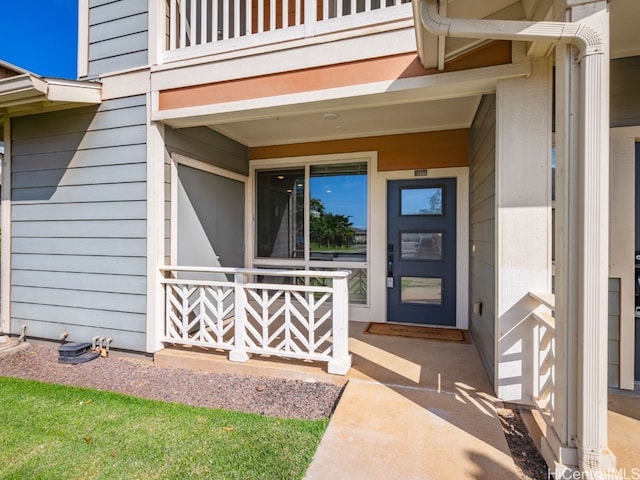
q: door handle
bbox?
[387,244,394,288]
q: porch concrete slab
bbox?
[348,323,496,395]
[608,392,640,473]
[304,380,518,480]
[155,322,496,395]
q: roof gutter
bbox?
[418,0,610,474]
[418,0,604,60]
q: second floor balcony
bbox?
[165,0,413,62]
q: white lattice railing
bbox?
[165,0,411,59]
[160,265,352,375]
[529,291,556,426]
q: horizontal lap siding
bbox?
[164,126,249,264]
[611,56,640,128]
[469,94,497,382]
[10,95,148,352]
[87,0,148,78]
[165,126,250,175]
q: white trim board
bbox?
[249,151,376,322]
[372,167,470,329]
[169,152,250,268]
[1,118,11,333]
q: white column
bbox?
[554,39,581,468]
[146,110,166,352]
[1,118,11,335]
[556,0,615,474]
[495,57,553,402]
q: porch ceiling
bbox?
[211,95,481,147]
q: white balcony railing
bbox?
[160,265,352,375]
[529,291,556,426]
[165,0,412,60]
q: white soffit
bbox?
[610,0,640,59]
[212,95,482,147]
[0,73,101,111]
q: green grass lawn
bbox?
[0,377,328,480]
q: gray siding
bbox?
[611,56,640,128]
[165,126,249,176]
[469,94,497,382]
[608,278,621,388]
[87,0,148,78]
[10,96,147,351]
[164,126,249,264]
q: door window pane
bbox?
[310,163,367,262]
[400,277,442,305]
[401,187,443,215]
[256,169,305,258]
[401,233,443,260]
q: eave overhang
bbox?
[0,73,102,116]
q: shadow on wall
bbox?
[496,294,540,404]
[11,105,105,202]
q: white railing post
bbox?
[229,272,250,363]
[327,273,352,375]
[304,0,316,37]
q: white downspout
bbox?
[417,0,610,475]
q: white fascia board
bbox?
[0,74,48,105]
[100,68,150,100]
[45,79,102,104]
[0,74,101,108]
[153,60,530,127]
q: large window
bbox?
[254,161,368,304]
[256,169,305,259]
[309,163,367,262]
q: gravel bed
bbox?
[0,343,343,420]
[497,406,550,480]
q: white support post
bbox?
[572,2,614,473]
[1,118,11,335]
[229,272,250,363]
[554,40,580,464]
[555,1,615,475]
[495,57,553,403]
[327,274,352,375]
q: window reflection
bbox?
[401,187,443,215]
[310,163,367,262]
[400,277,442,305]
[256,169,305,258]
[401,233,443,260]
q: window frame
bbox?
[249,153,372,307]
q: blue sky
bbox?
[310,175,368,230]
[0,0,78,79]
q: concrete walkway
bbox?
[304,326,519,480]
[157,323,521,479]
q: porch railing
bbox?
[165,0,412,59]
[160,265,352,375]
[529,291,556,426]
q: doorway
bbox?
[386,178,457,326]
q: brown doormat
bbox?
[365,322,470,343]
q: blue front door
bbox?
[386,178,457,326]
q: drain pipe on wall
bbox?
[416,0,610,476]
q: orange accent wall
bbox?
[159,41,511,111]
[250,129,470,171]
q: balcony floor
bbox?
[157,321,520,479]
